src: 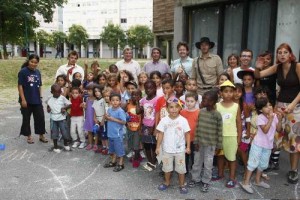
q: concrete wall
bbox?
[275,0,300,60]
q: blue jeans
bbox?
[50,119,70,140]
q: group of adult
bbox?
[18,37,300,183]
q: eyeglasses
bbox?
[241,55,252,58]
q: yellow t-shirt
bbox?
[216,102,238,136]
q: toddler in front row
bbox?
[47,84,72,153]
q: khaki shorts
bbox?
[162,151,186,174]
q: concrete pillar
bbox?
[36,41,40,57]
[64,42,68,58]
[100,40,103,58]
[146,44,151,59]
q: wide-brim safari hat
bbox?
[237,69,255,80]
[195,37,215,49]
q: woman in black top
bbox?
[254,43,300,184]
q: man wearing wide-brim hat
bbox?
[191,37,223,96]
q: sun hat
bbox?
[195,37,215,49]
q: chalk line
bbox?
[252,185,264,199]
[27,154,69,200]
[295,182,299,199]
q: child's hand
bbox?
[276,111,283,122]
[215,148,221,155]
[100,121,105,126]
[82,102,86,108]
[155,147,160,155]
[47,106,51,113]
[185,147,191,154]
[61,108,66,115]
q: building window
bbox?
[187,0,277,65]
[121,18,127,23]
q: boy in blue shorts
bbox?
[103,93,127,172]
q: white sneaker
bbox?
[78,142,86,149]
[72,141,80,148]
[64,146,71,151]
[126,150,134,158]
[140,151,146,158]
[53,148,61,153]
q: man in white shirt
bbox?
[55,50,84,83]
[115,47,141,81]
[232,49,254,84]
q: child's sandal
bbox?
[113,164,124,172]
[103,161,116,168]
[179,186,188,194]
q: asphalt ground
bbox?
[0,87,299,199]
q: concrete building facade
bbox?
[17,0,153,58]
[153,0,300,65]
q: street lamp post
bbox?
[24,12,30,59]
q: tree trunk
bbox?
[0,12,8,59]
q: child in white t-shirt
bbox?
[155,96,191,194]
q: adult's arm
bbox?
[254,57,277,79]
[18,85,27,108]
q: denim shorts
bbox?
[108,137,125,157]
[247,143,271,172]
[50,119,70,140]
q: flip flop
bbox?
[158,183,169,191]
[27,137,34,144]
[39,136,48,143]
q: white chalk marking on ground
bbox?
[5,116,21,119]
[294,182,299,199]
[231,189,237,199]
[66,163,101,191]
[252,185,264,199]
[27,155,69,200]
[0,150,18,162]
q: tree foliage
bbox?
[36,30,51,46]
[127,25,153,53]
[100,23,126,57]
[0,0,66,59]
[68,24,89,53]
[50,31,67,47]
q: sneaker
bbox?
[288,170,299,184]
[147,162,156,170]
[253,181,270,189]
[92,145,98,151]
[188,180,201,188]
[78,142,86,149]
[126,150,134,158]
[72,141,80,148]
[240,182,254,194]
[64,146,71,151]
[201,183,210,193]
[86,144,93,150]
[143,162,153,171]
[53,148,61,153]
[140,151,146,158]
[102,148,109,155]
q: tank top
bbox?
[216,102,238,136]
[277,62,300,103]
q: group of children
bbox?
[46,60,283,195]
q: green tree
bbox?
[36,30,51,57]
[50,31,67,47]
[127,25,153,58]
[0,0,66,59]
[68,24,88,57]
[100,23,126,58]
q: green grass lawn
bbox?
[0,58,147,89]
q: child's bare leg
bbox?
[94,135,98,145]
[111,154,117,163]
[218,155,225,177]
[164,172,171,186]
[229,160,237,180]
[178,173,185,187]
[118,156,124,165]
[243,169,253,185]
[255,170,263,184]
[88,132,93,145]
[238,149,248,170]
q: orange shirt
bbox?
[180,109,200,141]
